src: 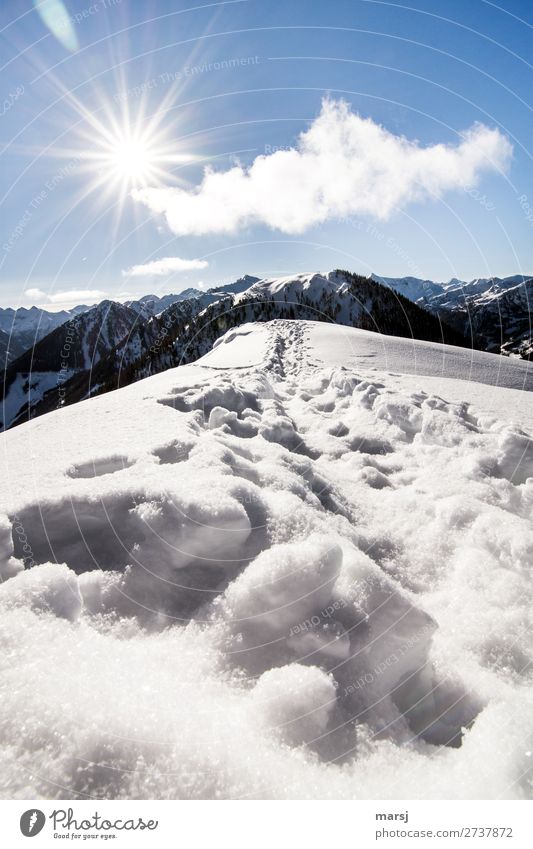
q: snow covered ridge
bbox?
[2,270,530,371]
[3,269,531,432]
[1,320,533,799]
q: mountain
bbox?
[1,320,532,798]
[0,304,89,368]
[3,270,468,430]
[210,274,260,295]
[458,279,533,357]
[428,278,533,357]
[1,300,142,430]
[0,292,221,430]
[370,274,445,303]
[125,289,207,317]
[0,283,228,365]
[373,273,533,358]
[123,280,260,318]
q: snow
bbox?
[201,324,270,368]
[371,273,445,302]
[0,319,533,799]
[0,562,82,621]
[244,271,346,301]
[304,323,533,431]
[251,664,337,746]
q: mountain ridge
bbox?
[1,269,468,430]
[3,268,531,430]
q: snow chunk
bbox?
[0,563,82,621]
[0,515,23,581]
[251,664,337,745]
[496,428,533,484]
[223,536,342,639]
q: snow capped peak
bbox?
[209,274,261,295]
[243,270,345,298]
[371,273,445,302]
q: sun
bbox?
[55,111,197,230]
[26,80,199,228]
[105,133,156,187]
[80,116,196,202]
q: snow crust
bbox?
[0,320,532,799]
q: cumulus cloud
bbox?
[132,99,512,235]
[122,257,209,277]
[47,289,107,304]
[24,288,107,305]
[24,288,46,300]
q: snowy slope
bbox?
[210,273,260,295]
[303,323,533,428]
[1,320,533,800]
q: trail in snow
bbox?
[0,320,532,799]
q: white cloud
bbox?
[132,99,512,236]
[122,257,209,278]
[23,288,107,306]
[25,288,46,300]
[47,289,107,304]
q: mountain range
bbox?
[373,273,533,357]
[1,270,531,431]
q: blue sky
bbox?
[0,0,532,309]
